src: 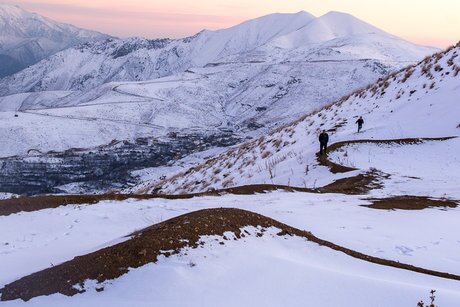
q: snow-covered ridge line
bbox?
[142,42,459,195]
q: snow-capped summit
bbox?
[189,11,316,65]
[0,4,110,77]
[271,11,406,48]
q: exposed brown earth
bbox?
[0,194,155,216]
[316,151,356,173]
[318,168,388,195]
[2,208,460,302]
[0,173,384,216]
[0,188,299,216]
[364,196,459,210]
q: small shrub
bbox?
[421,63,433,75]
[434,64,443,72]
[272,139,282,148]
[434,52,443,62]
[454,66,460,76]
[222,178,234,188]
[422,55,432,63]
[261,151,271,159]
[417,289,438,307]
[402,67,415,82]
[213,168,222,175]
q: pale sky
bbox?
[5,0,460,47]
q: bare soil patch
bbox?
[364,196,458,210]
[318,169,389,195]
[0,194,157,216]
[0,175,386,216]
[2,208,460,302]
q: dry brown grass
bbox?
[434,64,443,72]
[454,66,460,77]
[261,151,271,159]
[401,67,415,83]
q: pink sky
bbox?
[6,0,460,48]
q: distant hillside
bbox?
[0,4,110,77]
[141,42,460,194]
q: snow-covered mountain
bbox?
[140,42,460,195]
[0,11,439,157]
[0,4,110,77]
[0,11,436,96]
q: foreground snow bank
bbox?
[3,227,459,307]
[2,192,460,290]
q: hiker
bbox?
[318,130,329,155]
[356,116,364,133]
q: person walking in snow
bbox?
[319,130,329,155]
[356,116,364,133]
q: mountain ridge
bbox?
[0,4,110,77]
[0,10,438,96]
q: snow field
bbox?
[2,191,460,291]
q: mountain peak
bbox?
[268,10,393,49]
[0,4,110,77]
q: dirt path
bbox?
[1,208,459,302]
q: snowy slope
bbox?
[0,11,437,96]
[0,4,109,77]
[146,42,460,195]
[1,194,460,306]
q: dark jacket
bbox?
[319,132,329,144]
[356,118,364,126]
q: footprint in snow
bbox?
[395,245,414,256]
